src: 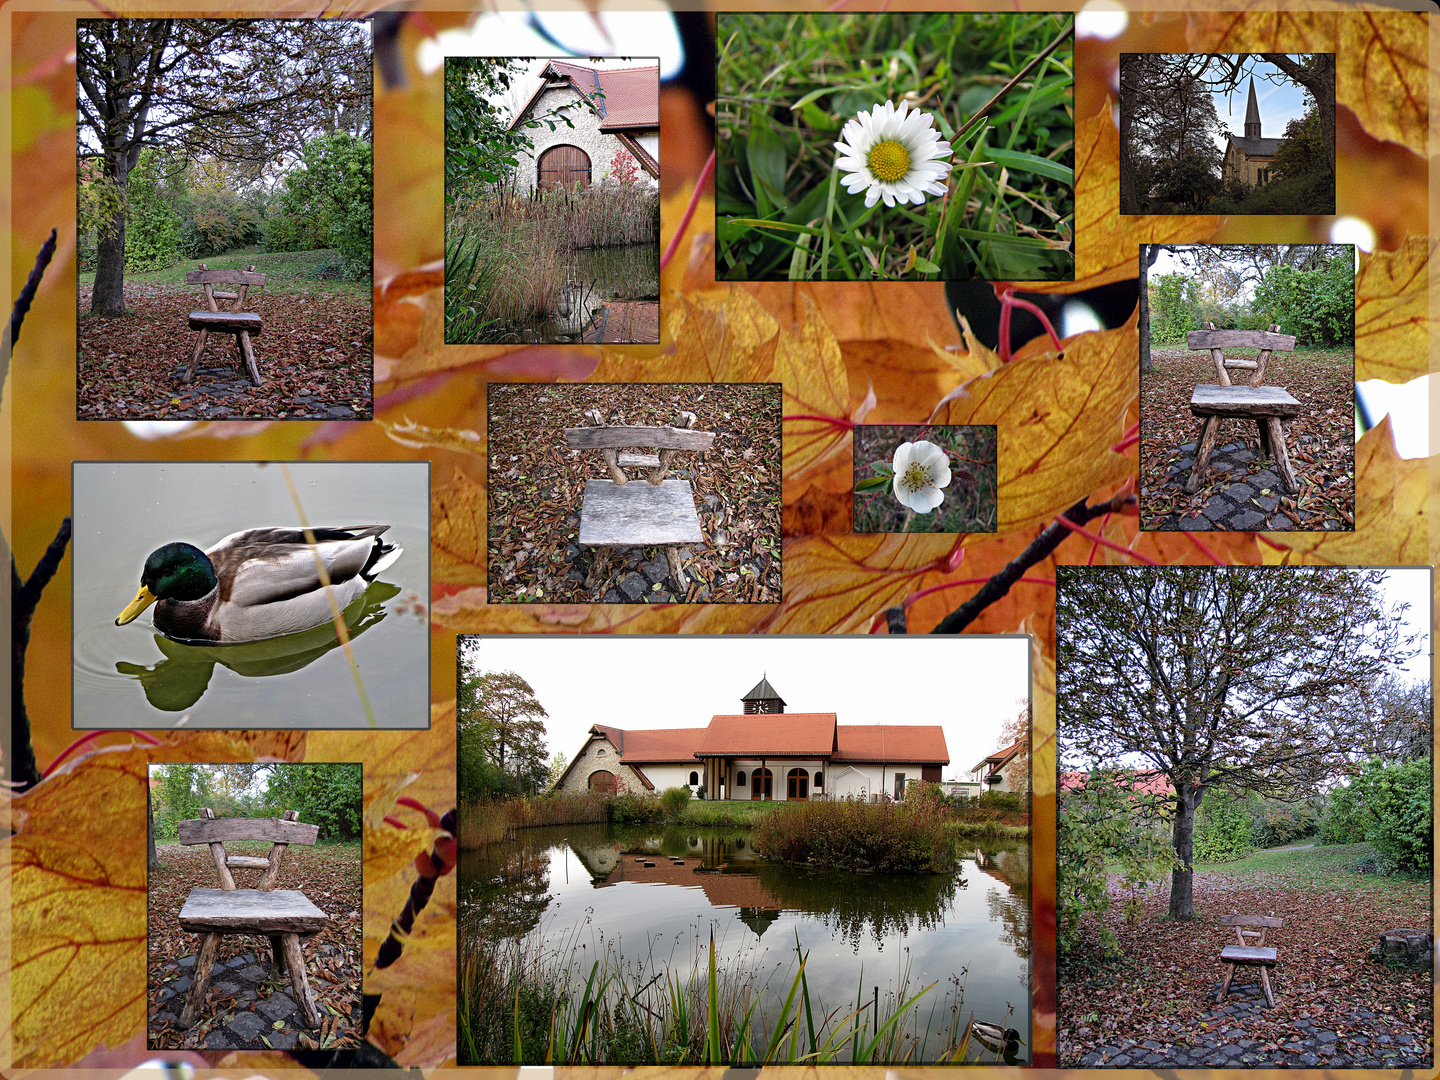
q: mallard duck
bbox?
[115,525,402,643]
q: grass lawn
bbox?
[1060,842,1431,1068]
[79,246,368,297]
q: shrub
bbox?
[1324,757,1433,875]
[1250,796,1318,848]
[1056,770,1177,960]
[609,792,664,824]
[752,798,952,873]
[1192,789,1255,862]
[660,785,691,820]
[978,790,1027,814]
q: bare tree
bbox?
[1058,566,1418,920]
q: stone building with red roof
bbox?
[509,60,659,192]
[552,677,949,802]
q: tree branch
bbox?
[915,495,1126,634]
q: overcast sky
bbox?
[466,636,1031,783]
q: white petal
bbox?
[912,485,945,513]
[864,186,881,208]
[892,441,915,472]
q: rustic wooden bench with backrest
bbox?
[1216,913,1282,1008]
[1183,322,1301,494]
[174,808,326,1029]
[183,265,266,387]
[562,409,716,592]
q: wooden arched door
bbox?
[538,145,591,191]
[588,769,616,793]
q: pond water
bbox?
[491,243,659,344]
[460,823,1030,1064]
[72,461,430,729]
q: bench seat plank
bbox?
[577,479,703,547]
[1220,944,1277,966]
[1186,329,1297,351]
[564,425,715,452]
[179,888,328,933]
[189,311,263,335]
[1189,385,1301,418]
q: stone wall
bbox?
[519,84,655,191]
[555,733,650,794]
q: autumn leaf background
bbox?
[4,4,1433,1073]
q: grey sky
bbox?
[465,635,1030,783]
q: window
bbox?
[787,768,809,800]
[596,748,606,757]
[814,771,823,791]
[736,771,747,786]
[894,772,906,800]
[689,771,699,785]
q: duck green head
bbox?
[115,542,218,625]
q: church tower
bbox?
[740,675,786,714]
[1243,78,1261,140]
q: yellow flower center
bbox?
[901,462,931,492]
[867,139,911,183]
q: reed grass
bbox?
[752,798,955,872]
[458,792,609,850]
[460,918,992,1065]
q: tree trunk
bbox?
[1168,780,1201,920]
[1118,61,1139,214]
[1138,244,1161,374]
[147,784,160,870]
[90,161,131,316]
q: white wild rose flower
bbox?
[891,440,952,514]
[834,100,954,208]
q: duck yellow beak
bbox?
[116,584,158,625]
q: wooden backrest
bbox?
[179,808,317,892]
[178,814,319,845]
[185,268,267,287]
[1221,913,1281,947]
[1186,321,1295,389]
[564,409,714,486]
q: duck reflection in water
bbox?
[115,581,399,712]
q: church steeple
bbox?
[1243,78,1261,140]
[740,675,786,714]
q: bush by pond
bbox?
[752,798,954,872]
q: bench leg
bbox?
[664,546,686,592]
[1185,416,1220,493]
[281,932,322,1028]
[1215,961,1236,1003]
[238,330,262,387]
[1259,966,1276,1008]
[178,932,221,1029]
[1266,417,1299,494]
[183,330,209,384]
[1255,417,1273,461]
[584,546,611,593]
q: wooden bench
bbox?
[1183,323,1301,495]
[183,265,266,387]
[1216,914,1281,1007]
[174,808,326,1030]
[563,409,715,591]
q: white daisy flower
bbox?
[834,100,954,209]
[892,440,952,513]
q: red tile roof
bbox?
[512,61,658,133]
[1059,770,1175,798]
[618,728,705,764]
[695,713,837,757]
[834,725,949,764]
[971,736,1026,774]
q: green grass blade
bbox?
[706,931,721,1065]
[985,147,1074,185]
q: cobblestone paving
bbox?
[1074,981,1432,1070]
[1144,440,1347,532]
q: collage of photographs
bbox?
[4,2,1434,1078]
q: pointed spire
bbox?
[1243,78,1261,140]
